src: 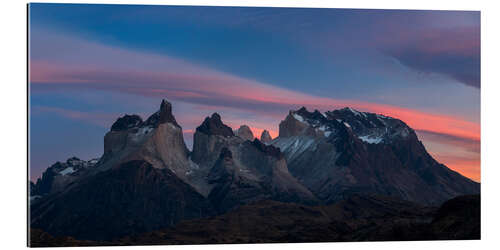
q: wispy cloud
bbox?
[416,129,480,154]
[29,29,480,180]
[29,28,480,142]
[416,129,480,182]
[380,27,480,88]
[31,106,118,128]
[31,59,480,141]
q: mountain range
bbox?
[29,99,480,245]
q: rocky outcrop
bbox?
[143,99,180,128]
[196,113,234,137]
[273,107,480,205]
[30,157,99,197]
[260,130,272,143]
[278,107,328,138]
[235,125,254,141]
[30,160,214,241]
[207,141,317,213]
[100,99,192,183]
[110,114,143,131]
[191,113,242,170]
[191,113,317,212]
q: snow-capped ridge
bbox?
[358,135,383,144]
[280,106,416,145]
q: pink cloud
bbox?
[30,60,479,142]
[29,31,480,180]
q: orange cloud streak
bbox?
[432,154,481,182]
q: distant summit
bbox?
[235,125,254,141]
[260,130,272,143]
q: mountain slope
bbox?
[30,160,214,241]
[192,113,318,212]
[272,107,479,205]
[30,157,99,200]
[114,194,479,245]
[98,100,193,181]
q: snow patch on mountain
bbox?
[358,135,383,144]
[317,125,332,137]
[292,113,306,123]
[273,136,317,160]
[59,167,75,176]
[346,107,367,118]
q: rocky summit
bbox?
[260,129,273,143]
[272,106,479,205]
[235,125,254,141]
[30,99,480,244]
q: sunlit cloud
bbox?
[31,59,480,142]
[29,29,480,180]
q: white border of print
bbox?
[1,0,498,249]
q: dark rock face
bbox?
[260,130,272,143]
[273,107,480,205]
[191,113,238,168]
[30,157,99,196]
[31,164,59,196]
[191,114,316,213]
[196,113,234,137]
[30,160,214,241]
[278,113,311,138]
[251,139,283,159]
[111,115,143,131]
[207,142,317,213]
[100,99,191,186]
[236,125,254,141]
[144,99,180,128]
[279,107,330,138]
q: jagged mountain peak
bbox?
[144,99,180,128]
[325,108,415,144]
[291,106,326,121]
[296,106,308,113]
[111,114,143,131]
[30,157,100,197]
[236,125,254,141]
[273,105,479,205]
[279,107,333,138]
[282,106,415,145]
[260,130,272,143]
[109,99,180,132]
[101,98,190,186]
[196,113,234,137]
